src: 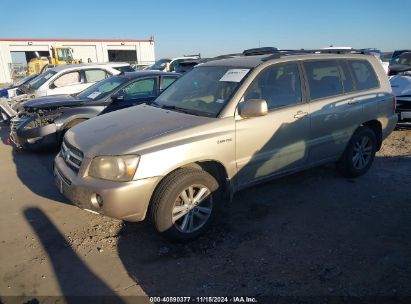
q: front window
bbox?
[57,48,69,61]
[244,63,302,109]
[77,76,128,100]
[53,71,81,87]
[121,78,157,100]
[28,70,57,90]
[154,66,250,117]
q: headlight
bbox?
[88,155,140,182]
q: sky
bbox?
[0,0,410,59]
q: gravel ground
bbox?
[0,124,410,302]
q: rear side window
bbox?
[85,69,108,83]
[348,60,379,90]
[244,63,302,109]
[304,60,343,100]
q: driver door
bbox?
[47,71,84,96]
[235,62,311,187]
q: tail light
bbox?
[387,67,390,76]
[392,95,397,114]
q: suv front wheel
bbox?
[150,168,220,241]
[337,126,377,178]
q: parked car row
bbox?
[10,71,180,149]
[0,62,134,121]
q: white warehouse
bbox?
[0,38,156,83]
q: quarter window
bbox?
[348,60,379,90]
[304,60,343,100]
[339,61,355,93]
[85,69,108,83]
[53,71,81,87]
[244,63,302,109]
[162,76,178,90]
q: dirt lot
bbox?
[0,123,410,302]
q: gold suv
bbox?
[54,49,398,241]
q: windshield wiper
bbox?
[160,105,214,117]
[149,100,162,107]
[161,105,199,116]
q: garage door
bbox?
[65,45,98,63]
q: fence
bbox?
[8,63,28,83]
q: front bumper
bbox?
[54,153,160,222]
[10,116,58,149]
[382,114,399,140]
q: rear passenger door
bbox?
[304,60,363,163]
[235,62,311,187]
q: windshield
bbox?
[28,70,57,90]
[114,65,134,73]
[154,66,250,117]
[395,53,411,66]
[14,74,38,86]
[77,76,128,100]
[147,59,171,70]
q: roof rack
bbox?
[243,47,279,56]
[260,48,374,61]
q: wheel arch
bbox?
[148,159,232,212]
[362,120,382,150]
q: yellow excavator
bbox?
[27,46,80,75]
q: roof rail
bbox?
[260,48,374,61]
[243,47,278,56]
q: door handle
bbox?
[348,99,358,105]
[294,111,308,119]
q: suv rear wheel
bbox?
[337,126,377,177]
[151,168,220,241]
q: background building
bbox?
[0,38,155,83]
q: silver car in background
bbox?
[54,50,397,241]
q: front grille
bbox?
[61,140,84,173]
[10,117,21,132]
[56,166,72,186]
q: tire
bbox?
[337,126,377,178]
[150,168,220,242]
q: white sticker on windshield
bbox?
[87,91,101,99]
[215,99,225,103]
[219,69,250,82]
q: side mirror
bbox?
[49,83,57,89]
[111,93,125,102]
[238,99,268,118]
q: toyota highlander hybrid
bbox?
[54,50,398,241]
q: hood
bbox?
[0,86,12,97]
[65,104,213,156]
[23,94,85,110]
[390,75,411,97]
